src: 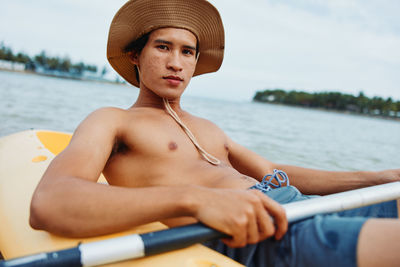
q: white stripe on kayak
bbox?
[80,234,144,267]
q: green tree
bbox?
[72,62,85,75]
[34,51,47,66]
[59,57,72,72]
[0,43,7,60]
[357,91,369,113]
[86,65,97,72]
[4,47,14,61]
[47,57,60,70]
[15,52,30,63]
[253,89,400,118]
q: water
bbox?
[1,71,399,172]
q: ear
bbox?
[128,51,139,65]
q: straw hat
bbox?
[107,0,225,87]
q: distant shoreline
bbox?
[0,68,129,87]
[254,100,400,122]
[253,89,400,122]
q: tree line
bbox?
[253,89,400,118]
[0,42,100,75]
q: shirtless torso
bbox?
[101,105,263,227]
[103,106,259,190]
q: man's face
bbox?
[133,27,198,99]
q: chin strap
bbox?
[163,98,221,166]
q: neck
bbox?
[133,86,182,112]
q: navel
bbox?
[168,141,178,151]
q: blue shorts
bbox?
[203,185,398,267]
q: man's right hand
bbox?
[189,186,288,248]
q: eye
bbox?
[157,45,169,50]
[182,49,194,56]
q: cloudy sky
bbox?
[1,0,400,101]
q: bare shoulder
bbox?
[39,107,143,183]
[79,107,128,126]
[73,107,138,136]
[70,106,152,153]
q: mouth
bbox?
[163,75,184,86]
[163,75,183,81]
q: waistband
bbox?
[249,169,290,193]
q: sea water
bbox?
[1,70,399,172]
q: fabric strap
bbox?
[163,98,221,165]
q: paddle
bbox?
[1,182,400,267]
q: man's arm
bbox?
[269,164,400,195]
[29,108,196,237]
[227,137,400,195]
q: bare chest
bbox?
[102,121,229,187]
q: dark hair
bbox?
[124,33,151,83]
[124,30,200,84]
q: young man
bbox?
[30,0,400,266]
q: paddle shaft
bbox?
[1,182,400,267]
[285,181,400,222]
[0,224,224,267]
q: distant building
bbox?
[345,104,360,113]
[81,70,105,81]
[372,109,381,115]
[389,111,400,118]
[0,59,25,71]
[34,66,79,79]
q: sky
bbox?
[1,0,400,101]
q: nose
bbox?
[166,52,183,72]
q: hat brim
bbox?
[107,0,225,87]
